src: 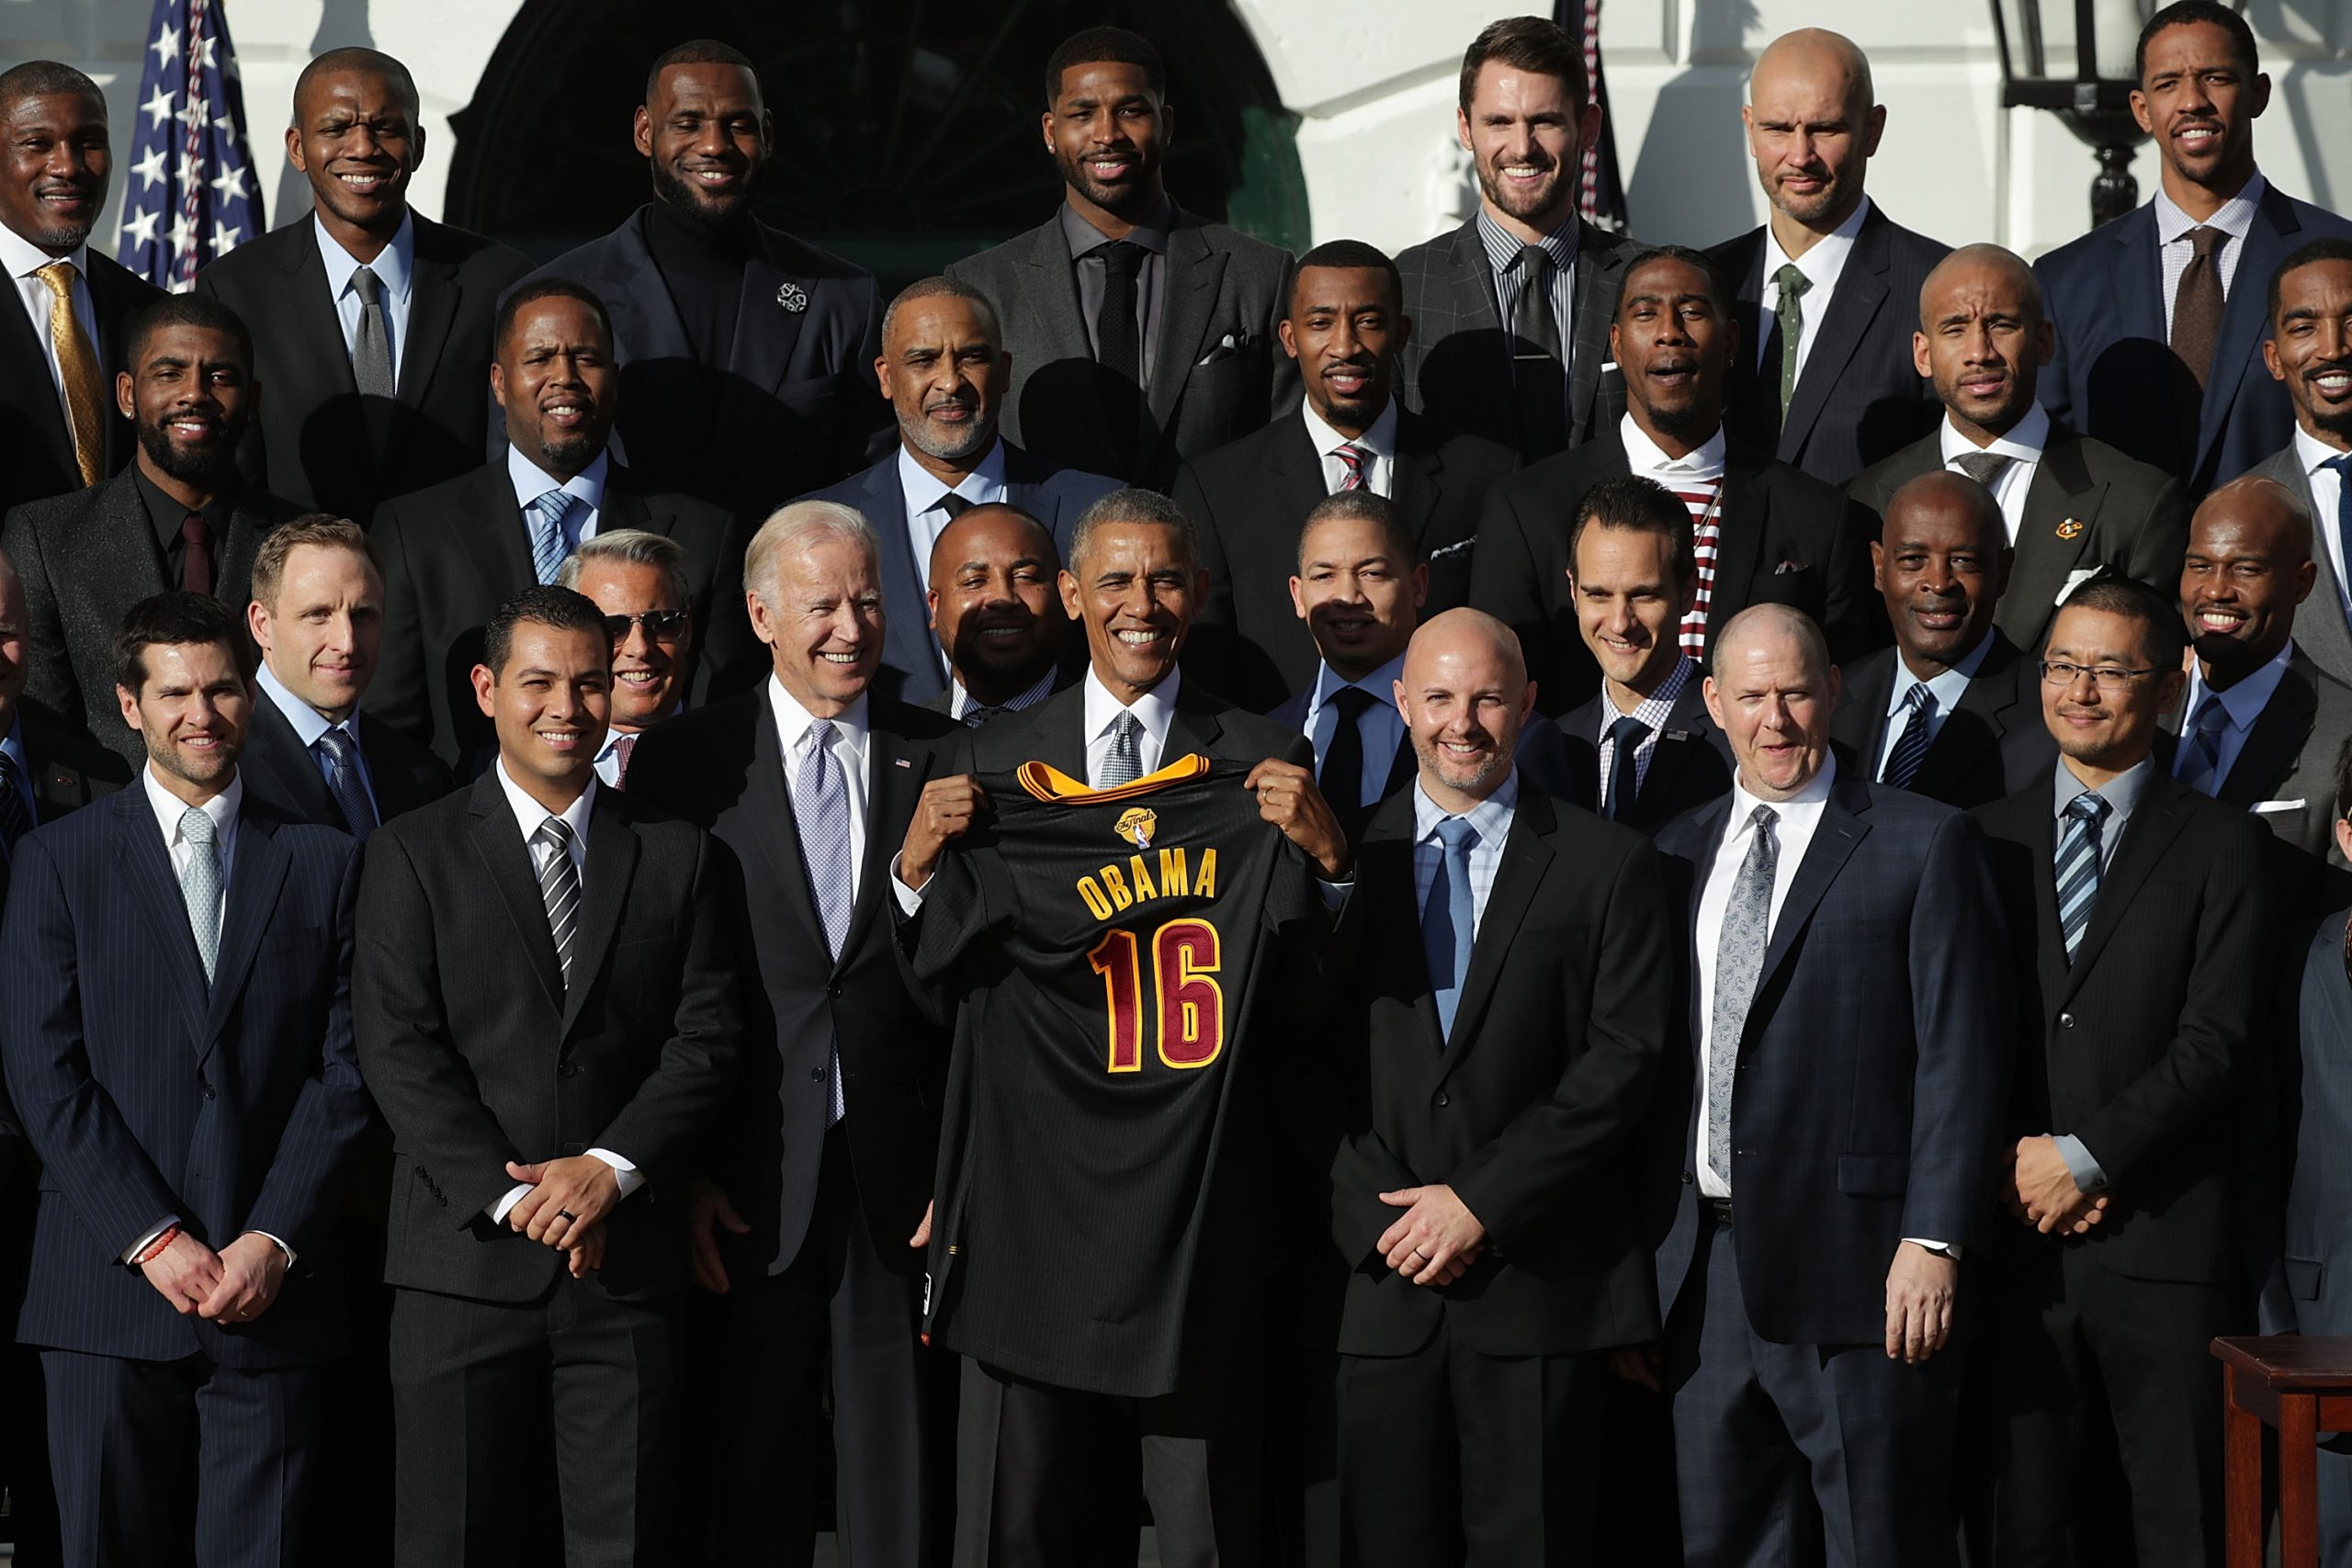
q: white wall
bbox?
[6,0,2347,264]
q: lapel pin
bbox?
[776,281,808,314]
[2055,517,2085,540]
[895,757,911,768]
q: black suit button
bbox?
[811,1066,826,1083]
[827,984,843,999]
[1433,1091,1451,1108]
[560,1062,579,1078]
[2059,1012,2075,1030]
[200,1083,215,1100]
[1681,1171,1694,1185]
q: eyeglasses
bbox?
[604,609,689,643]
[2039,660,2157,692]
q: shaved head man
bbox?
[924,502,1068,722]
[1395,607,1534,807]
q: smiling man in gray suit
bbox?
[2248,239,2352,688]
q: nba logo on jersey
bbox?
[1114,807,1157,850]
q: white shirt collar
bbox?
[2294,423,2352,478]
[506,445,609,513]
[2153,170,2267,245]
[313,208,415,303]
[1300,397,1400,461]
[1940,400,2052,464]
[897,437,1009,518]
[1761,195,1871,297]
[1083,665,1181,750]
[1620,412,1727,477]
[1730,750,1838,824]
[1411,765,1520,842]
[950,665,1056,721]
[1888,632,1996,716]
[1312,651,1406,712]
[0,224,87,283]
[493,757,594,846]
[765,674,870,760]
[143,763,242,857]
[2188,637,2295,730]
[256,660,360,751]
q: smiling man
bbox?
[919,502,1071,726]
[0,60,163,515]
[367,279,747,772]
[2248,240,2352,685]
[193,48,529,526]
[2035,1,2352,495]
[556,529,695,790]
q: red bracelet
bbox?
[133,1224,180,1267]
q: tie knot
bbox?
[2186,225,2227,259]
[1097,240,1143,279]
[1774,264,1811,298]
[1516,244,1554,283]
[935,491,973,520]
[352,265,383,303]
[34,259,78,299]
[1113,710,1141,739]
[1333,442,1368,476]
[1436,817,1479,853]
[531,488,573,521]
[180,804,216,845]
[1608,714,1651,748]
[180,510,209,547]
[2325,454,2352,479]
[2190,698,2229,736]
[1951,449,2013,488]
[804,720,837,756]
[1747,803,1779,834]
[315,726,358,764]
[533,816,574,852]
[2064,791,2110,826]
[1900,682,1937,716]
[1330,685,1378,720]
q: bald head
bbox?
[1744,29,1883,231]
[1396,610,1532,809]
[1919,243,2044,332]
[1713,604,1832,684]
[1875,471,2013,672]
[1915,243,2052,442]
[2182,474,2317,682]
[1751,29,1874,115]
[926,502,1066,706]
[1703,605,1839,801]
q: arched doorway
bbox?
[442,1,1308,289]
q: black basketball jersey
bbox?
[912,754,1322,1397]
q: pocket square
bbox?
[2056,567,2102,605]
[1773,559,1815,575]
[2253,799,2307,814]
[1426,538,1476,560]
[1195,332,1250,367]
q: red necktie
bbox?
[179,512,213,596]
[614,732,639,789]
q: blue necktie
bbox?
[1881,683,1937,789]
[1423,818,1479,1042]
[793,721,853,1123]
[2326,455,2352,635]
[1603,715,1649,821]
[2175,699,2231,797]
[527,489,580,586]
[312,726,377,838]
[2056,791,2110,964]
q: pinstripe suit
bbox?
[0,780,368,1568]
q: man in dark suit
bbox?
[1833,472,2055,808]
[1849,243,2189,655]
[6,292,300,766]
[2247,239,2352,686]
[0,591,370,1567]
[241,515,450,834]
[1176,239,1518,710]
[0,545,130,867]
[1474,245,1876,715]
[353,584,741,1565]
[1972,577,2274,1565]
[918,502,1073,726]
[1555,475,1735,829]
[2035,2,2352,497]
[1709,30,1949,489]
[947,27,1296,491]
[1396,17,1645,464]
[626,502,958,1566]
[1329,607,1671,1564]
[0,62,163,517]
[556,529,695,791]
[192,50,529,526]
[368,279,748,770]
[797,276,1115,705]
[1649,602,2006,1567]
[522,40,884,518]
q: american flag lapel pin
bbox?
[895,758,912,768]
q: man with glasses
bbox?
[557,530,694,790]
[1972,576,2275,1564]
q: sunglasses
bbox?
[604,609,689,643]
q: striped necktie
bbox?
[2055,791,2110,964]
[527,490,580,585]
[1880,684,1936,789]
[1333,443,1369,492]
[1675,478,1726,658]
[533,818,582,988]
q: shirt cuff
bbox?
[1901,1237,1962,1261]
[244,1230,297,1268]
[488,1182,535,1224]
[888,852,929,916]
[585,1149,644,1200]
[2053,1134,2109,1194]
[122,1213,181,1266]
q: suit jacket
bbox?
[2248,445,2352,687]
[2265,908,2352,1336]
[352,773,743,1303]
[1848,422,2189,654]
[2161,647,2352,876]
[1973,769,2275,1287]
[367,459,752,769]
[944,205,1298,491]
[625,691,958,1274]
[0,248,162,517]
[1709,203,1951,489]
[1329,787,1670,1357]
[1174,406,1520,710]
[0,789,368,1365]
[1829,633,2056,810]
[523,206,886,518]
[1395,217,1644,463]
[1552,681,1736,830]
[1470,434,1878,715]
[4,468,299,765]
[192,214,532,525]
[795,440,1119,705]
[237,694,453,834]
[1651,769,2007,1346]
[2035,183,2352,496]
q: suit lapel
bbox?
[560,792,640,1037]
[1358,807,1448,1054]
[2004,434,2103,639]
[455,464,537,601]
[862,461,941,682]
[110,790,213,1043]
[1146,220,1227,433]
[466,773,565,1012]
[1917,640,2024,797]
[1749,782,1869,1000]
[200,808,291,1052]
[2109,208,2168,347]
[2198,192,2297,475]
[739,700,832,957]
[1636,683,1719,815]
[1568,224,1627,436]
[1709,459,1769,642]
[246,700,339,824]
[1166,690,1227,763]
[835,721,930,966]
[2215,660,2314,810]
[727,240,811,398]
[1389,424,1448,552]
[1442,794,1555,1066]
[1013,218,1119,464]
[1778,214,1891,457]
[394,220,462,416]
[2061,777,2196,997]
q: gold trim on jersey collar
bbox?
[1014,753,1211,804]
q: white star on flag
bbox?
[142,85,175,129]
[122,208,161,249]
[133,145,166,190]
[169,210,197,258]
[208,163,248,203]
[150,25,180,69]
[117,0,266,289]
[210,222,241,254]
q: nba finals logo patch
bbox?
[1114,807,1157,850]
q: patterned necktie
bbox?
[527,489,579,585]
[1333,443,1369,492]
[351,265,395,399]
[1881,683,1938,789]
[1770,265,1811,421]
[2176,699,2231,797]
[792,721,854,1124]
[1319,686,1378,841]
[2172,226,2227,389]
[1706,805,1779,1186]
[1100,711,1143,787]
[1603,715,1650,821]
[179,512,213,597]
[312,727,377,838]
[532,818,582,990]
[0,751,33,853]
[34,261,103,487]
[2055,791,2110,964]
[179,805,223,985]
[612,732,639,790]
[1951,449,2013,491]
[1512,245,1566,449]
[1423,817,1480,1042]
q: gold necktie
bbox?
[34,261,104,488]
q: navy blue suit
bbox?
[1650,765,2006,1567]
[793,440,1118,705]
[0,784,367,1566]
[2035,181,2352,496]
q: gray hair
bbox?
[556,527,691,607]
[1068,487,1199,575]
[745,501,880,603]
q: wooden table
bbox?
[2213,1336,2352,1567]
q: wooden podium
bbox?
[2213,1336,2352,1566]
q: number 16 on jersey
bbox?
[1087,919,1226,1073]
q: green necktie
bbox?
[1773,265,1811,412]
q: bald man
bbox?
[193,48,530,525]
[1706,29,1950,489]
[1849,243,2189,653]
[920,502,1073,723]
[1830,471,2054,807]
[2171,473,2352,869]
[1327,608,1672,1565]
[1650,603,2005,1567]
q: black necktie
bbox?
[1320,686,1378,842]
[0,751,34,853]
[1603,715,1649,821]
[935,492,973,520]
[1512,245,1567,454]
[1095,241,1145,471]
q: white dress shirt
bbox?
[896,437,1011,565]
[1623,413,1728,494]
[257,663,381,822]
[1939,402,2052,545]
[2296,425,2352,622]
[1878,633,1996,776]
[1303,655,1406,809]
[1302,398,1399,498]
[484,762,641,1221]
[1082,667,1182,787]
[2153,171,2267,339]
[766,677,872,901]
[0,224,98,411]
[1756,196,1871,381]
[507,445,608,553]
[2177,639,2294,793]
[315,209,415,388]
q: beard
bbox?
[650,156,757,229]
[900,403,995,466]
[134,412,241,485]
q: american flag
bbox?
[115,0,266,292]
[1557,0,1630,231]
